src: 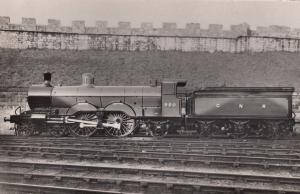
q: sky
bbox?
[0,0,300,30]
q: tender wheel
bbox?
[147,121,169,138]
[277,121,293,139]
[68,112,98,137]
[265,121,291,140]
[265,121,282,139]
[49,124,68,137]
[208,122,231,138]
[229,120,249,139]
[104,112,135,137]
[256,121,269,138]
[195,120,214,137]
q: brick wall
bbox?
[0,17,300,52]
[0,17,250,37]
[2,49,300,89]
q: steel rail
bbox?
[2,138,300,151]
[1,144,300,163]
[1,141,300,158]
[2,136,300,148]
[0,181,135,194]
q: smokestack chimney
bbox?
[43,72,52,87]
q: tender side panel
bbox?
[193,97,289,117]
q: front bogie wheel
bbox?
[15,121,34,136]
[49,124,68,137]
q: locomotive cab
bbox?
[161,80,187,117]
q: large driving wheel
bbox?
[68,112,98,137]
[104,112,135,137]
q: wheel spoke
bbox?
[122,123,130,132]
[121,124,128,134]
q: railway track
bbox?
[1,136,300,193]
[1,137,300,158]
[2,135,300,144]
[1,144,300,172]
[3,136,300,152]
[2,141,300,156]
[0,158,299,193]
[0,182,128,194]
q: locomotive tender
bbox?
[4,73,295,139]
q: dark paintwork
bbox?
[26,81,295,121]
[192,87,294,118]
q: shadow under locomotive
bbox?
[4,73,295,139]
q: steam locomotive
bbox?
[4,73,295,139]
